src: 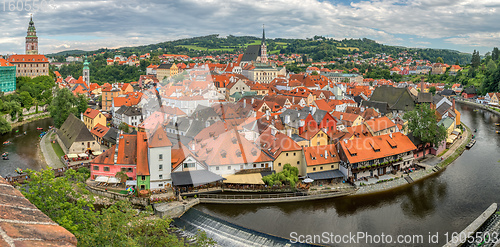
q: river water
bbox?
[0,118,53,177]
[194,104,500,246]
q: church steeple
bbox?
[25,15,38,55]
[260,24,268,63]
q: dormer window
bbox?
[220,151,227,158]
[236,150,242,157]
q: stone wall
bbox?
[153,199,200,218]
[457,100,500,116]
[86,185,150,207]
[0,176,77,246]
[3,104,49,124]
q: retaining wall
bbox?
[154,199,200,218]
[198,190,355,204]
[86,185,150,207]
[456,99,500,116]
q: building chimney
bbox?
[325,149,328,159]
[244,99,246,108]
[420,78,424,93]
[287,128,292,137]
[452,98,456,110]
[252,98,255,104]
[285,114,290,124]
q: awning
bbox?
[126,180,137,186]
[78,153,88,158]
[454,128,462,134]
[447,135,458,143]
[223,173,264,185]
[67,154,78,158]
[95,176,108,182]
[107,177,120,184]
[93,151,102,156]
[307,170,345,180]
[171,170,225,187]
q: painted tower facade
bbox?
[83,57,90,87]
[25,16,38,55]
[260,25,268,63]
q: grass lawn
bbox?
[51,141,65,158]
[437,149,449,157]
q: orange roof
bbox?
[304,144,340,166]
[7,54,48,63]
[54,71,61,77]
[256,128,301,158]
[331,112,361,123]
[194,128,273,166]
[147,127,172,148]
[300,128,325,141]
[136,132,149,176]
[89,83,101,91]
[314,99,333,112]
[364,116,395,132]
[171,143,199,170]
[340,132,416,164]
[345,124,372,138]
[90,123,109,139]
[83,108,101,119]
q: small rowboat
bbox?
[3,157,8,160]
[495,123,500,126]
[15,168,22,174]
[36,127,43,130]
[2,152,8,157]
[3,141,11,145]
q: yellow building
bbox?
[156,63,178,81]
[256,130,306,176]
[304,144,340,174]
[296,129,329,148]
[82,108,106,130]
[101,83,121,112]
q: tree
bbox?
[487,59,497,73]
[311,71,319,75]
[19,91,34,108]
[119,122,130,133]
[262,163,299,188]
[75,94,89,115]
[471,50,481,68]
[0,117,12,134]
[115,171,129,183]
[49,88,78,128]
[403,104,447,158]
[436,57,444,64]
[21,168,215,247]
[493,47,499,61]
[429,86,437,95]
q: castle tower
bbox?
[83,57,90,87]
[260,24,268,63]
[25,15,38,55]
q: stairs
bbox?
[404,176,414,184]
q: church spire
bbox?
[260,24,268,63]
[262,24,265,45]
[26,15,38,55]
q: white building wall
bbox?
[148,146,172,189]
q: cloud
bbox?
[1,0,499,54]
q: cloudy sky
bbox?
[1,0,499,55]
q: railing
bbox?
[199,192,307,200]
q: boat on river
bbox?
[466,139,476,149]
[36,127,43,130]
[3,141,11,145]
[15,168,22,174]
[495,123,500,126]
[2,152,8,157]
[3,157,8,160]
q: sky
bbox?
[1,0,499,55]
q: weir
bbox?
[173,208,319,247]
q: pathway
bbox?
[39,130,64,169]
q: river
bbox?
[193,104,500,246]
[0,118,53,177]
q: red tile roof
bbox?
[8,54,48,63]
[364,116,396,133]
[83,108,101,119]
[256,128,301,158]
[90,123,109,138]
[147,127,172,148]
[340,132,416,164]
[304,144,340,166]
[136,132,149,176]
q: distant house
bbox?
[461,86,477,99]
[81,108,106,130]
[304,144,343,182]
[56,114,102,155]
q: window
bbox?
[261,164,264,168]
[121,168,126,172]
[253,164,256,168]
[82,142,84,145]
[227,166,231,170]
[159,184,163,187]
[294,152,296,156]
[317,142,320,146]
[141,176,146,180]
[313,167,316,171]
[159,175,163,179]
[331,165,335,168]
[93,166,99,171]
[183,163,195,168]
[320,167,323,170]
[216,167,219,170]
[104,167,110,172]
[159,154,163,160]
[159,164,163,170]
[297,161,300,165]
[128,168,133,173]
[278,163,281,167]
[286,153,289,156]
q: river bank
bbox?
[354,122,471,195]
[11,112,50,128]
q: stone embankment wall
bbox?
[86,185,150,207]
[154,199,200,218]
